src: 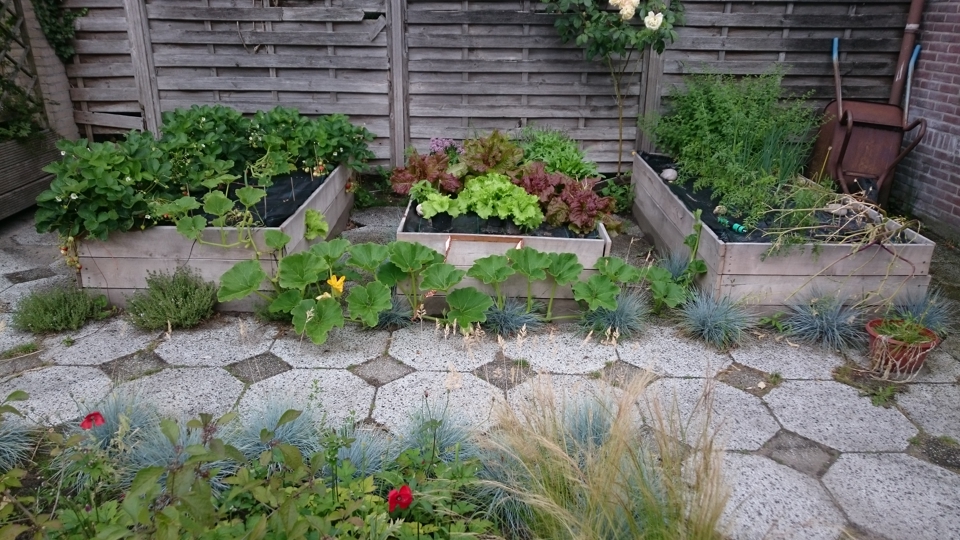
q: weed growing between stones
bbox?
[0,342,38,360]
[125,266,218,331]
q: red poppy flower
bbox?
[387,485,413,512]
[80,411,105,430]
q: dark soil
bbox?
[641,153,911,245]
[403,211,601,239]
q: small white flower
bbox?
[316,292,332,300]
[55,197,62,202]
[644,10,664,30]
[125,176,132,183]
[69,193,78,200]
[60,150,66,156]
[201,117,206,122]
[145,215,151,220]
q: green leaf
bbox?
[269,290,303,314]
[202,191,233,217]
[347,281,392,327]
[3,390,28,403]
[291,297,345,345]
[642,266,673,284]
[264,230,291,251]
[304,209,329,241]
[466,254,515,285]
[346,243,390,274]
[309,238,351,267]
[546,252,584,285]
[595,256,642,284]
[218,260,268,302]
[176,215,207,240]
[160,419,180,446]
[389,241,442,274]
[172,196,201,213]
[375,261,406,287]
[506,246,551,281]
[572,274,620,311]
[650,280,687,309]
[277,443,304,470]
[277,251,327,291]
[276,409,302,428]
[445,287,494,331]
[235,186,266,208]
[686,259,708,277]
[420,263,466,292]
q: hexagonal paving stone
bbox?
[119,367,244,419]
[473,353,533,391]
[757,430,838,478]
[0,366,112,425]
[645,378,780,451]
[501,327,617,375]
[730,338,844,380]
[897,384,960,440]
[40,318,157,366]
[722,453,847,540]
[3,266,55,284]
[618,325,731,377]
[372,371,503,432]
[0,274,71,312]
[225,352,291,385]
[0,313,36,354]
[350,356,414,387]
[822,453,960,540]
[100,350,169,383]
[389,326,498,372]
[271,326,388,368]
[350,207,404,228]
[764,381,918,452]
[506,374,621,421]
[155,316,275,367]
[239,369,375,427]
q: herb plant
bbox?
[125,266,218,330]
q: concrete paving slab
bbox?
[501,327,617,375]
[155,316,276,367]
[822,453,960,540]
[730,339,844,380]
[722,453,847,540]
[100,350,169,383]
[764,381,918,452]
[238,368,374,427]
[646,378,780,451]
[506,374,621,421]
[372,371,502,432]
[271,326,388,368]
[350,356,414,387]
[474,353,533,392]
[0,366,113,425]
[757,430,839,478]
[0,313,36,352]
[897,384,960,440]
[41,318,157,366]
[340,226,396,246]
[120,367,244,419]
[389,325,499,372]
[350,207,404,228]
[0,274,72,312]
[225,352,291,385]
[909,349,960,383]
[618,325,731,377]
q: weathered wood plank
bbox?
[123,0,161,134]
[69,87,139,101]
[407,34,566,48]
[158,99,390,116]
[662,59,897,77]
[407,11,554,25]
[149,29,387,47]
[146,6,366,22]
[672,37,901,53]
[408,59,615,73]
[64,0,121,7]
[152,53,389,70]
[388,0,409,167]
[66,63,134,78]
[682,12,906,28]
[409,81,640,96]
[719,274,931,308]
[73,110,144,129]
[157,76,388,94]
[73,39,131,54]
[74,17,127,32]
[0,174,54,221]
[409,104,636,118]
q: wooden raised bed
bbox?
[396,200,612,300]
[0,131,60,220]
[78,164,354,311]
[631,153,935,311]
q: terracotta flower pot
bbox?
[865,319,940,374]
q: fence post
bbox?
[123,0,161,134]
[387,0,408,167]
[636,46,663,154]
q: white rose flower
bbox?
[644,11,664,30]
[620,3,636,20]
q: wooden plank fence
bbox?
[65,0,911,170]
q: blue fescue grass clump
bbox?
[678,290,755,350]
[227,402,322,465]
[658,250,689,281]
[125,419,237,492]
[580,290,649,339]
[396,398,479,465]
[329,423,396,478]
[785,293,866,352]
[894,287,956,338]
[484,298,544,337]
[0,423,34,472]
[375,297,413,330]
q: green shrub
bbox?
[125,266,217,330]
[11,284,110,333]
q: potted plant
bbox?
[865,317,940,376]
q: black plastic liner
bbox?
[403,210,601,239]
[224,171,327,227]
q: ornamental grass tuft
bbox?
[894,287,956,338]
[227,401,323,466]
[785,292,867,352]
[484,298,544,337]
[12,284,110,334]
[580,289,649,339]
[125,266,218,331]
[477,373,728,540]
[679,290,755,350]
[375,297,413,330]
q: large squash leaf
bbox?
[572,274,620,312]
[467,254,515,285]
[291,297,344,345]
[218,260,268,302]
[445,287,493,332]
[347,281,392,327]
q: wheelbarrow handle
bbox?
[832,37,844,118]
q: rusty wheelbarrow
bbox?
[808,38,926,208]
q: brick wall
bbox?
[21,0,79,140]
[892,0,960,236]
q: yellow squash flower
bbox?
[327,274,345,295]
